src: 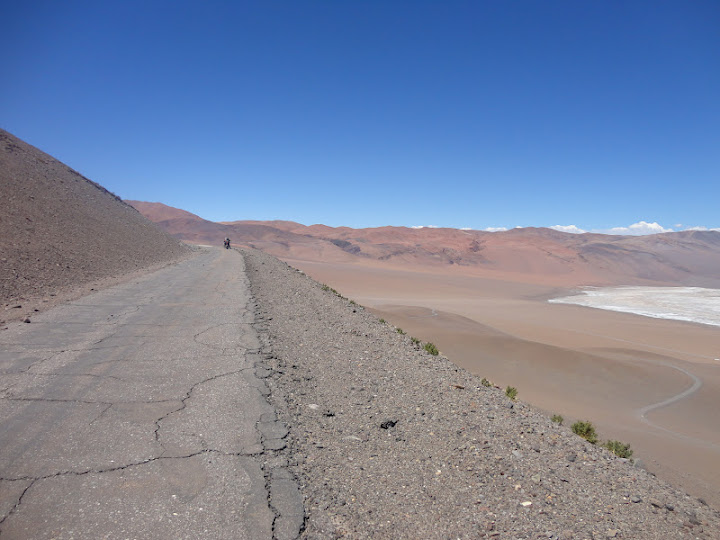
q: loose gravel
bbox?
[244,247,720,540]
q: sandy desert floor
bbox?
[285,258,720,509]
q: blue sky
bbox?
[2,1,718,233]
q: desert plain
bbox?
[283,257,720,508]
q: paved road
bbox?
[0,248,301,539]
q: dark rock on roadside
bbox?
[244,247,720,539]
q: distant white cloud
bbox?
[550,225,586,234]
[684,226,720,232]
[598,221,674,236]
[411,222,719,235]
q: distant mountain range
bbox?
[127,201,720,287]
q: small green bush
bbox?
[379,318,386,324]
[349,300,357,305]
[423,342,439,356]
[410,337,421,345]
[604,440,633,459]
[505,386,518,400]
[396,328,406,335]
[551,414,564,425]
[571,420,598,444]
[480,378,492,387]
[322,284,341,296]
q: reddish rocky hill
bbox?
[0,130,191,319]
[128,201,720,287]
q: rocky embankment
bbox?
[0,129,191,323]
[244,247,720,539]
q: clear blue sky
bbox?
[2,1,718,233]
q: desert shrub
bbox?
[604,440,633,459]
[349,300,356,305]
[423,342,439,356]
[321,284,341,296]
[379,318,386,324]
[396,328,406,335]
[410,337,421,345]
[480,378,492,387]
[571,420,598,444]
[505,386,518,400]
[551,414,564,425]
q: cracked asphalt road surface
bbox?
[0,248,301,539]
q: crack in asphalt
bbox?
[0,396,188,406]
[6,372,129,384]
[254,409,296,539]
[42,351,232,373]
[0,343,147,354]
[46,372,127,382]
[0,448,264,530]
[66,303,148,311]
[90,330,121,346]
[153,366,257,450]
[18,304,144,329]
[0,352,65,398]
[0,478,35,529]
[88,403,113,425]
[0,351,60,377]
[263,464,281,538]
[192,322,257,351]
[1,396,113,406]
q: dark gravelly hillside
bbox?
[0,129,191,323]
[245,247,720,540]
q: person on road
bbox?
[224,237,231,249]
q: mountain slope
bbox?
[0,130,191,314]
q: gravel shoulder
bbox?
[244,247,720,540]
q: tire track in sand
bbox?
[635,363,720,452]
